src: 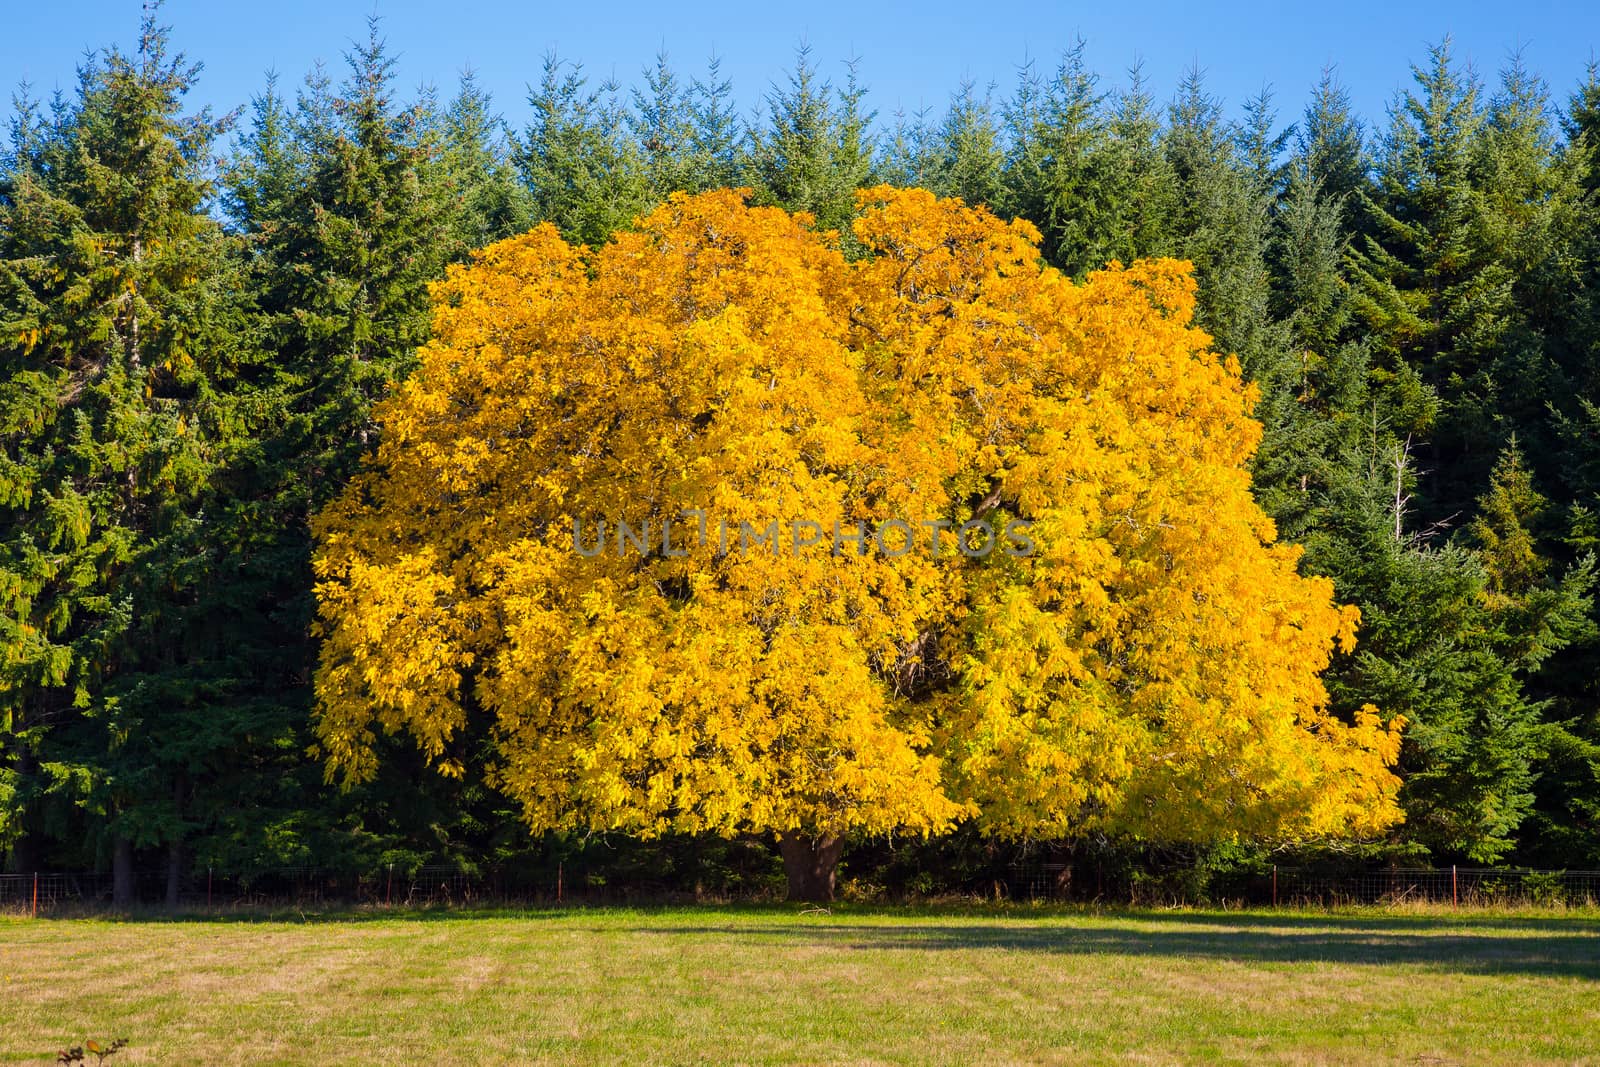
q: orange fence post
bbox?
[1272,864,1278,907]
[1452,864,1458,908]
[557,862,564,904]
[31,871,38,918]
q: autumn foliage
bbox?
[311,187,1403,895]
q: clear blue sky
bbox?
[3,1,1597,140]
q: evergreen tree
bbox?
[630,51,699,202]
[192,20,485,879]
[1562,61,1600,193]
[878,103,935,189]
[1163,66,1290,388]
[221,72,299,241]
[0,9,241,900]
[439,71,535,251]
[1099,62,1178,263]
[1349,39,1493,525]
[275,22,457,485]
[516,52,648,246]
[930,79,1003,207]
[749,47,875,237]
[998,45,1126,273]
[686,55,745,191]
[1297,67,1370,211]
[1238,87,1293,196]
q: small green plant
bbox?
[56,1038,128,1065]
[1477,878,1510,903]
[1524,871,1568,906]
[838,876,886,904]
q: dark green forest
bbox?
[5,7,1600,903]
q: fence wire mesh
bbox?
[4,863,1599,911]
[1005,863,1600,907]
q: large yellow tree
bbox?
[312,187,1403,900]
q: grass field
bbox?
[2,905,1598,1065]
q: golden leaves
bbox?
[311,187,1403,846]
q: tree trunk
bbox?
[112,836,135,910]
[165,839,182,910]
[6,746,39,875]
[778,833,845,903]
[7,834,39,877]
[165,773,186,910]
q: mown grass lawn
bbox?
[2,904,1597,1065]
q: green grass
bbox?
[3,904,1598,1064]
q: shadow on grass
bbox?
[25,900,1600,975]
[612,917,1600,980]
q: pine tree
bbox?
[686,55,745,191]
[930,79,1003,207]
[749,47,875,237]
[1252,172,1364,538]
[1471,441,1548,598]
[0,8,241,900]
[439,71,535,252]
[630,52,699,202]
[516,52,648,246]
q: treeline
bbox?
[4,8,1600,903]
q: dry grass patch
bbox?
[1,905,1596,1065]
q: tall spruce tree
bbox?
[998,45,1126,274]
[1349,39,1493,526]
[630,52,699,202]
[1298,67,1370,212]
[517,52,649,246]
[0,9,242,902]
[930,79,1003,208]
[878,103,936,189]
[749,47,875,237]
[1163,67,1291,389]
[197,21,492,878]
[439,72,535,252]
[1098,62,1179,263]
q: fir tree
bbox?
[878,103,935,189]
[0,7,240,900]
[516,52,648,246]
[931,79,1003,207]
[998,44,1124,273]
[686,55,745,191]
[440,71,535,252]
[1163,66,1290,389]
[1297,67,1370,211]
[749,47,875,237]
[1349,39,1493,525]
[630,52,697,201]
[1099,62,1178,263]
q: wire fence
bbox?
[1006,863,1600,907]
[4,862,1599,913]
[0,864,522,913]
